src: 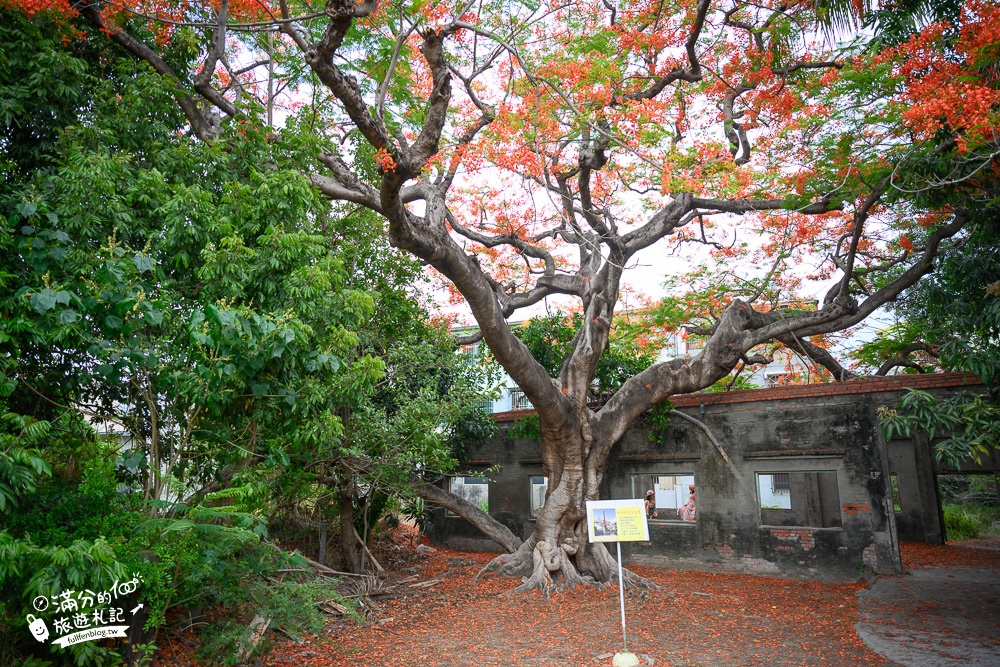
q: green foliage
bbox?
[864,0,964,49]
[942,504,1000,542]
[512,312,658,397]
[0,437,338,666]
[0,526,130,667]
[873,217,1000,383]
[943,505,981,541]
[507,414,541,441]
[850,323,938,374]
[840,18,1000,460]
[195,577,356,666]
[0,13,94,181]
[701,374,761,393]
[880,389,1000,468]
[0,413,53,513]
[646,401,675,447]
[938,474,1000,505]
[0,11,495,664]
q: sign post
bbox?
[585,498,649,666]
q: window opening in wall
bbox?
[937,474,1000,542]
[529,476,548,516]
[756,471,842,528]
[509,388,532,411]
[685,337,706,353]
[631,474,696,521]
[450,476,489,514]
[889,473,902,513]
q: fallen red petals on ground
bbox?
[153,534,1000,667]
[900,539,1000,569]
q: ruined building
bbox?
[428,373,994,580]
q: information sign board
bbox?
[586,499,649,543]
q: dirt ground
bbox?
[155,535,1000,667]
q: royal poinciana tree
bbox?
[15,0,998,590]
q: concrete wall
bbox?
[428,373,984,579]
[609,389,899,581]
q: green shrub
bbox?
[195,577,357,665]
[0,438,339,667]
[944,505,981,541]
[943,503,1000,541]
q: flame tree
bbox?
[11,0,998,591]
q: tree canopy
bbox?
[0,9,497,664]
[6,0,998,596]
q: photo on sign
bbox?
[593,509,618,538]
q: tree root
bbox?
[474,539,535,582]
[476,537,659,598]
[586,538,659,598]
[615,567,658,601]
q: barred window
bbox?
[772,473,790,493]
[509,388,532,411]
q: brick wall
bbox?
[770,528,816,552]
[669,372,983,409]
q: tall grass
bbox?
[943,503,1000,541]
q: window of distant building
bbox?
[765,373,793,388]
[759,473,792,509]
[509,388,532,411]
[682,327,707,353]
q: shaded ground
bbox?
[856,536,1000,667]
[154,536,1000,667]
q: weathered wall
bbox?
[888,433,945,544]
[427,373,984,580]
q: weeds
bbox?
[943,503,1000,541]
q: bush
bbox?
[943,503,1000,541]
[0,435,345,667]
[195,577,357,665]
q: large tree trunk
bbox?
[474,407,650,593]
[412,407,638,593]
[338,483,364,573]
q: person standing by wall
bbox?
[678,485,696,521]
[644,490,658,520]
